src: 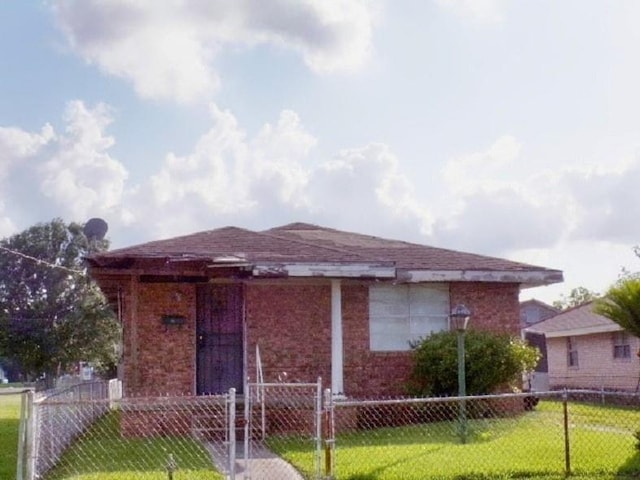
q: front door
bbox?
[196,284,244,395]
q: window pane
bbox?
[369,284,449,351]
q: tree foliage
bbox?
[594,277,640,339]
[408,330,540,397]
[0,218,120,381]
[553,286,599,311]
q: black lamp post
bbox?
[450,304,471,443]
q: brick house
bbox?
[87,222,563,398]
[525,302,640,391]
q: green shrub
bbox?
[408,330,540,397]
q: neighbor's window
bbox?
[369,284,449,351]
[567,336,579,368]
[612,331,631,359]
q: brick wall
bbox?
[245,282,332,385]
[450,282,521,336]
[339,282,522,397]
[121,279,196,396]
[118,278,522,399]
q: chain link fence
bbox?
[18,385,640,479]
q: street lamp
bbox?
[450,304,471,444]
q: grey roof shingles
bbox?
[89,222,562,278]
[525,301,620,336]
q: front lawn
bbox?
[0,392,22,480]
[43,410,224,480]
[269,400,640,479]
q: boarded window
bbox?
[567,336,579,368]
[612,331,631,360]
[369,284,449,351]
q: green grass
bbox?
[268,400,640,479]
[43,411,224,480]
[0,393,23,480]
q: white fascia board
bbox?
[523,323,624,338]
[399,269,564,286]
[253,263,396,279]
[536,324,623,338]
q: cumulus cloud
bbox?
[122,103,431,243]
[0,124,54,178]
[0,101,129,233]
[309,144,432,241]
[52,0,376,102]
[39,101,129,222]
[434,136,569,254]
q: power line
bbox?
[0,245,85,275]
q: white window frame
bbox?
[369,283,449,352]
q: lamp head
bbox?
[450,304,471,331]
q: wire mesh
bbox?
[245,382,322,480]
[26,388,640,480]
[329,391,640,479]
[33,392,229,479]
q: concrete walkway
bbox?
[206,441,304,480]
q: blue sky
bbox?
[2,0,640,303]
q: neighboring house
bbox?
[525,302,640,391]
[520,299,559,328]
[520,299,559,391]
[87,222,563,398]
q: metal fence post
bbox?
[26,390,36,480]
[563,390,571,477]
[16,391,27,480]
[323,388,334,480]
[228,388,236,480]
[315,377,322,479]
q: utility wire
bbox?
[0,245,85,275]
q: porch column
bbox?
[331,279,344,395]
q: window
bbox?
[567,337,578,368]
[612,331,631,359]
[369,284,449,351]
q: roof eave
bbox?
[527,323,623,338]
[397,269,564,287]
[252,263,396,279]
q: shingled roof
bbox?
[87,222,563,287]
[525,302,622,337]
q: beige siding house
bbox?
[525,302,640,391]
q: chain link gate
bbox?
[242,379,324,479]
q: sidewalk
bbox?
[206,441,304,480]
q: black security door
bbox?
[196,284,244,395]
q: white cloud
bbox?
[309,144,433,241]
[442,135,522,193]
[0,124,54,178]
[52,0,376,102]
[123,104,431,243]
[39,101,129,222]
[434,136,570,254]
[435,0,507,24]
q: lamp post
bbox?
[450,304,471,444]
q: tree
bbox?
[594,277,640,339]
[0,218,120,382]
[553,286,599,310]
[408,330,540,397]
